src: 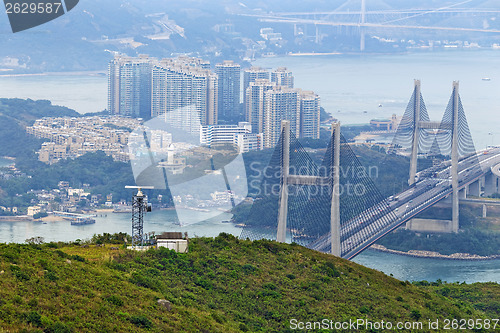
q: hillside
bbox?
[0,98,79,157]
[0,233,498,332]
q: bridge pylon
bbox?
[360,0,366,51]
[392,80,478,233]
[409,79,421,186]
[450,81,460,233]
[276,120,341,256]
[276,121,290,243]
[242,116,399,259]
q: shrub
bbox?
[242,264,257,274]
[33,212,48,220]
[45,271,58,281]
[10,265,29,281]
[26,311,42,327]
[195,278,213,290]
[105,295,124,307]
[359,306,370,314]
[322,262,340,278]
[410,309,422,320]
[48,321,72,333]
[70,255,85,262]
[54,250,68,258]
[130,315,153,329]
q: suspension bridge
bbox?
[240,80,500,259]
[243,0,500,50]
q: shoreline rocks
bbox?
[370,244,500,260]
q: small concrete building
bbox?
[27,206,41,217]
[156,232,188,253]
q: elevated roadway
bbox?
[309,148,500,259]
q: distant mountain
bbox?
[0,0,499,72]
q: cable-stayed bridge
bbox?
[243,0,500,50]
[240,81,500,259]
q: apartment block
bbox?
[243,66,269,106]
[108,54,153,118]
[299,91,321,139]
[109,55,218,130]
[245,79,276,134]
[215,60,241,121]
[263,87,301,148]
[271,67,294,88]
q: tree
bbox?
[25,236,44,245]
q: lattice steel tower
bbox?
[125,186,153,246]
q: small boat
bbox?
[482,77,491,81]
[378,104,383,107]
[363,110,368,114]
[71,217,96,225]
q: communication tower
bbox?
[125,186,153,246]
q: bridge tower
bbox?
[399,80,475,233]
[450,81,460,233]
[276,120,341,256]
[276,121,290,244]
[408,79,421,186]
[360,0,366,51]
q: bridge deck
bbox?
[309,147,500,259]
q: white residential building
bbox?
[200,122,263,152]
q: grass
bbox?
[0,234,498,332]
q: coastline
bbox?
[0,70,106,78]
[370,244,500,261]
[287,52,343,56]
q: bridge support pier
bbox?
[484,173,497,196]
[468,180,481,197]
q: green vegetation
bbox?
[341,124,373,142]
[0,233,498,332]
[377,205,500,256]
[423,282,500,319]
[0,98,79,157]
[0,151,137,208]
[353,144,410,197]
[377,228,500,256]
[32,212,48,220]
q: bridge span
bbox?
[310,148,500,259]
[241,81,499,260]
